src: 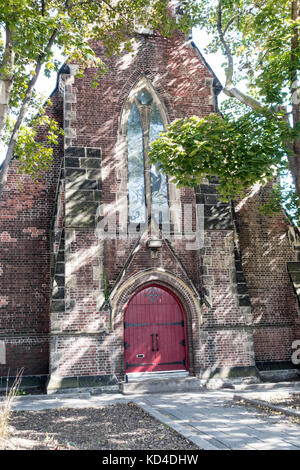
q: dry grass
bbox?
[0,369,23,444]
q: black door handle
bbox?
[156,333,159,351]
[151,333,155,351]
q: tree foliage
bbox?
[150,102,293,198]
[0,0,196,194]
[150,0,300,220]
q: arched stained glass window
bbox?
[126,87,169,226]
[149,104,169,224]
[127,103,146,224]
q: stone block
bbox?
[54,275,65,287]
[65,168,86,180]
[235,272,246,283]
[57,251,64,263]
[203,255,212,266]
[204,205,233,230]
[52,285,65,299]
[93,191,102,201]
[202,275,214,286]
[196,193,205,204]
[65,275,77,288]
[86,148,101,158]
[65,299,76,311]
[92,266,101,280]
[65,201,99,227]
[87,169,102,181]
[205,195,218,205]
[238,295,251,307]
[55,262,65,275]
[65,147,85,158]
[287,262,300,273]
[65,157,80,168]
[80,158,101,169]
[200,184,218,194]
[64,127,77,138]
[64,110,76,120]
[64,93,77,103]
[236,283,248,294]
[51,300,65,313]
[65,179,97,191]
[66,189,94,203]
[78,375,118,387]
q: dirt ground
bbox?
[0,402,201,450]
[266,393,300,412]
[235,393,300,425]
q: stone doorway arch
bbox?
[124,284,189,374]
[110,269,202,377]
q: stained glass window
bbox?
[149,104,169,224]
[126,88,169,225]
[127,103,146,223]
[137,89,153,105]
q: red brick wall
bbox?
[0,91,63,378]
[236,184,300,364]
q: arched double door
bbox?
[124,285,188,374]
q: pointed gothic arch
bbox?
[115,76,181,233]
[109,268,203,376]
[124,284,189,373]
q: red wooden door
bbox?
[124,285,187,373]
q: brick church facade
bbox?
[0,25,299,392]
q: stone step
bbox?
[259,369,300,383]
[126,370,189,383]
[120,376,202,395]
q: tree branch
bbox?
[222,87,266,113]
[0,28,58,198]
[290,0,300,196]
[291,0,299,128]
[223,13,242,36]
[216,0,296,138]
[217,0,234,88]
[0,24,15,139]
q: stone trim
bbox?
[287,262,300,308]
[47,374,118,393]
[110,268,202,376]
[199,365,259,380]
[0,374,48,390]
[115,75,181,233]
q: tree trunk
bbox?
[0,70,41,197]
[0,25,15,139]
[290,1,300,200]
[289,139,300,199]
[0,79,13,138]
[0,29,57,198]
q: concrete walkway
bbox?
[5,383,300,451]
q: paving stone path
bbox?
[6,383,300,451]
[135,389,300,450]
